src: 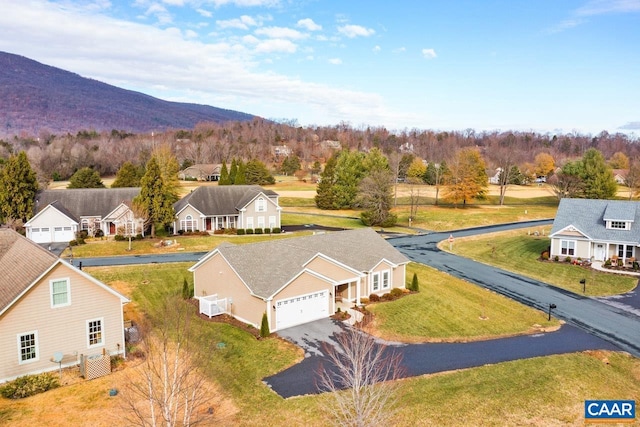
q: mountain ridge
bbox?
[0,51,256,137]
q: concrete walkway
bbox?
[591,260,640,277]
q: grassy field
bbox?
[366,263,560,342]
[444,227,638,296]
[1,261,638,426]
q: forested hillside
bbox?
[0,51,255,136]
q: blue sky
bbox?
[1,0,639,135]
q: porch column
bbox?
[355,277,361,306]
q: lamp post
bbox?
[580,278,586,293]
[548,303,557,321]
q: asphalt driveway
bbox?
[265,322,618,398]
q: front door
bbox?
[595,244,605,261]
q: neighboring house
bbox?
[173,185,281,233]
[613,169,628,185]
[25,188,143,244]
[189,228,410,332]
[179,164,221,181]
[549,198,640,263]
[271,145,292,158]
[488,168,503,185]
[0,228,128,383]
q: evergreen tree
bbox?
[362,147,389,173]
[0,151,39,224]
[281,155,301,176]
[333,150,366,209]
[581,148,617,199]
[218,161,231,185]
[409,273,419,292]
[67,167,105,188]
[357,169,397,227]
[111,161,143,187]
[260,312,270,338]
[134,157,175,238]
[235,160,247,185]
[315,154,338,209]
[244,159,274,185]
[229,158,238,184]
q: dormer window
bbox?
[608,221,629,230]
[256,198,266,212]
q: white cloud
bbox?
[145,3,173,24]
[254,39,297,53]
[216,15,258,30]
[207,0,280,6]
[422,48,437,59]
[242,34,260,44]
[577,0,640,16]
[255,26,307,40]
[296,18,322,31]
[328,58,342,65]
[196,8,212,18]
[373,45,381,53]
[162,0,185,5]
[337,24,375,38]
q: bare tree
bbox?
[120,296,212,427]
[317,326,403,427]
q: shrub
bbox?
[381,293,392,301]
[69,239,78,246]
[618,259,624,267]
[94,229,104,238]
[77,230,89,239]
[135,233,144,240]
[237,229,246,235]
[272,227,281,234]
[213,229,224,235]
[553,255,559,262]
[0,373,60,399]
[114,234,126,241]
[369,293,380,302]
[254,228,263,235]
[360,297,370,304]
[390,288,404,299]
[245,229,254,235]
[260,312,270,338]
[408,272,419,292]
[564,256,571,263]
[541,251,549,260]
[182,278,192,299]
[604,259,612,267]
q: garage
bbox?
[53,226,74,243]
[30,227,51,243]
[275,290,329,330]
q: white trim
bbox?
[17,330,39,365]
[372,271,380,292]
[50,277,71,308]
[382,270,390,289]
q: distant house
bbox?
[25,188,144,244]
[488,168,503,185]
[0,228,128,383]
[189,228,409,331]
[549,198,640,263]
[612,169,628,185]
[179,164,221,181]
[271,145,292,158]
[172,185,281,233]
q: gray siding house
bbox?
[172,185,281,233]
[549,198,640,263]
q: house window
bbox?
[18,331,38,364]
[269,216,276,229]
[246,217,254,230]
[228,217,236,229]
[382,271,390,289]
[618,245,633,259]
[560,240,575,256]
[181,215,197,232]
[51,278,70,308]
[87,318,103,347]
[81,220,90,231]
[610,221,628,230]
[258,216,265,229]
[256,198,266,212]
[216,217,225,230]
[372,272,380,291]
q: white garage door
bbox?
[53,226,74,243]
[30,227,51,243]
[275,290,329,330]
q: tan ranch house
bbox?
[173,185,281,233]
[549,198,640,264]
[0,228,128,383]
[189,228,409,332]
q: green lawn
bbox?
[445,227,637,296]
[78,262,640,426]
[366,263,560,342]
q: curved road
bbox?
[390,220,640,358]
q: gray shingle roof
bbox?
[0,228,58,312]
[211,228,409,299]
[35,188,140,218]
[174,185,278,215]
[551,198,640,243]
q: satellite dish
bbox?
[52,352,63,363]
